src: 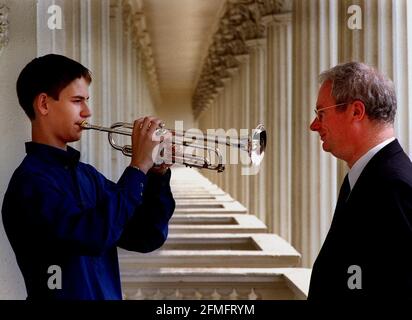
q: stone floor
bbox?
[119,167,311,300]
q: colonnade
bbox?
[2,0,412,299]
[196,0,412,266]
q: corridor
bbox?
[1,0,411,299]
[119,167,310,300]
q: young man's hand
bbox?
[130,116,164,174]
[149,163,172,175]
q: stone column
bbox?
[131,12,143,118]
[109,0,126,179]
[88,0,112,177]
[131,2,160,113]
[64,0,112,177]
[264,12,292,240]
[292,0,340,267]
[221,84,230,192]
[237,55,251,210]
[245,38,267,223]
[221,76,234,196]
[122,0,133,138]
[226,72,243,200]
[64,0,81,59]
[77,0,93,165]
[340,0,412,156]
[229,72,241,201]
[0,0,36,299]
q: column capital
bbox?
[226,2,266,41]
[235,54,250,64]
[119,0,160,105]
[122,0,133,16]
[245,38,267,49]
[122,0,133,33]
[0,3,9,57]
[261,12,292,27]
[257,0,292,15]
[110,0,120,18]
[131,3,159,100]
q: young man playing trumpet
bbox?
[2,54,175,300]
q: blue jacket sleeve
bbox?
[3,165,147,256]
[117,168,175,252]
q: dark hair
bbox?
[16,54,92,120]
[319,62,397,125]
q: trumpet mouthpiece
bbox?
[80,120,89,128]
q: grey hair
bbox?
[319,62,397,124]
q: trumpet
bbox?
[80,121,266,172]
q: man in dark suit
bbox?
[308,61,412,300]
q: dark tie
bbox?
[336,174,351,210]
[326,174,351,234]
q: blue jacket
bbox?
[2,142,175,300]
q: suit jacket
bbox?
[308,140,412,300]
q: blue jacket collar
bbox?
[25,142,81,167]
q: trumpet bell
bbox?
[249,124,266,166]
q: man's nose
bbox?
[81,103,92,118]
[310,118,320,131]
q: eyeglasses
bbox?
[314,103,348,121]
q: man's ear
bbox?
[352,100,366,121]
[34,93,49,116]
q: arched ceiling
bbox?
[141,0,225,98]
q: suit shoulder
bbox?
[374,150,412,183]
